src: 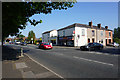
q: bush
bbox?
[114,38,120,44]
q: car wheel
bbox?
[88,48,91,51]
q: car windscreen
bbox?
[88,43,93,46]
[43,43,50,45]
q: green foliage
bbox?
[114,38,120,44]
[2,2,76,40]
[113,27,120,44]
[16,34,25,38]
[114,27,120,39]
[27,30,36,41]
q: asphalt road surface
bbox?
[5,44,119,78]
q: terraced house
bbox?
[42,21,113,47]
[87,21,106,46]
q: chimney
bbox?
[89,21,93,28]
[105,26,108,29]
[97,24,101,29]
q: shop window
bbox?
[63,31,65,36]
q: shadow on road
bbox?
[2,46,20,61]
[75,47,120,55]
[95,48,120,55]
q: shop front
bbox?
[58,36,74,46]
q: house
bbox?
[42,30,57,45]
[57,23,88,46]
[42,21,113,47]
[57,22,112,46]
[105,26,113,45]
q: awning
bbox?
[51,39,56,40]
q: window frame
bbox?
[82,29,85,36]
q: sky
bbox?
[18,2,118,38]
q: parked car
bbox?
[38,42,53,49]
[113,42,119,47]
[107,42,119,47]
[20,42,27,46]
[9,41,14,44]
[15,41,21,45]
[80,43,103,51]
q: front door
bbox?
[92,38,94,43]
[106,39,107,45]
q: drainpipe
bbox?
[96,28,97,43]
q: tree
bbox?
[114,27,120,39]
[113,27,120,44]
[27,30,36,43]
[16,32,25,38]
[2,1,76,41]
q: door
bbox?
[106,39,107,45]
[88,38,90,43]
[92,38,94,43]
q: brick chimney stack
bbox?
[97,24,101,29]
[105,26,108,29]
[89,21,93,28]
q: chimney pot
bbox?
[89,21,93,27]
[97,24,101,29]
[105,26,108,29]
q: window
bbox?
[101,31,103,36]
[51,34,53,37]
[63,31,65,36]
[92,30,95,36]
[109,32,111,37]
[82,29,85,36]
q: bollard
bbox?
[19,47,24,57]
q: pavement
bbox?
[2,46,62,79]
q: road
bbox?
[5,44,119,78]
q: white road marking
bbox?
[73,56,114,66]
[24,53,64,79]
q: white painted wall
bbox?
[50,30,57,37]
[74,27,87,46]
[58,27,75,37]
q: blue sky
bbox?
[19,2,118,38]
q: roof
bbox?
[57,24,76,31]
[42,29,56,34]
[57,23,112,31]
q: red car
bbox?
[38,42,53,49]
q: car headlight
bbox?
[86,46,89,48]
